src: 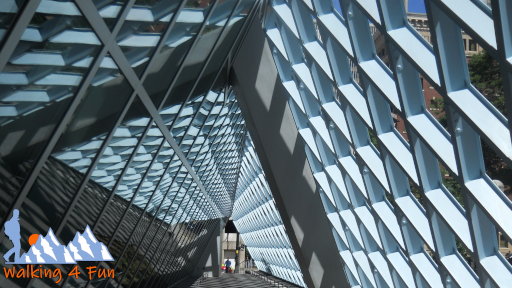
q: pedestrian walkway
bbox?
[191,273,300,288]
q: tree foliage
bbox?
[468,51,505,114]
[468,51,511,187]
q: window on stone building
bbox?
[499,232,510,248]
[469,39,477,51]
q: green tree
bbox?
[468,51,505,114]
[430,97,447,128]
[440,164,464,208]
[468,51,511,188]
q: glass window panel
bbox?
[169,94,205,142]
[116,0,181,76]
[199,0,253,89]
[94,0,129,30]
[101,156,194,288]
[120,185,203,286]
[18,55,133,248]
[91,100,151,246]
[62,98,153,286]
[0,0,102,224]
[122,168,189,287]
[122,176,197,286]
[9,57,134,288]
[126,154,181,248]
[143,0,214,108]
[112,130,171,249]
[99,122,163,249]
[0,0,27,43]
[164,0,238,106]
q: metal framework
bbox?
[0,0,257,286]
[264,0,512,287]
[232,136,305,287]
[2,0,512,287]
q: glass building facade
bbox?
[264,0,512,287]
[0,0,259,287]
[232,136,305,287]
[1,0,512,287]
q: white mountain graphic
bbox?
[67,225,113,262]
[15,226,113,264]
[19,228,75,264]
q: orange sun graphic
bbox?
[28,234,40,246]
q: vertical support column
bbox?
[220,223,225,275]
[235,232,240,273]
[195,218,225,278]
[239,239,246,273]
[231,16,350,288]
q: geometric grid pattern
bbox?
[0,0,258,287]
[265,0,512,287]
[53,90,244,224]
[192,273,301,288]
[232,136,306,287]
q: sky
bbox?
[408,0,427,13]
[332,0,427,14]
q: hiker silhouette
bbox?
[3,209,21,263]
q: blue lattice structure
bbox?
[264,0,512,287]
[1,0,512,287]
[0,0,257,286]
[232,136,306,287]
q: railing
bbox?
[190,273,208,288]
[250,270,301,288]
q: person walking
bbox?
[224,259,232,273]
[3,209,21,263]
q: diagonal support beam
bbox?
[75,0,222,218]
[231,16,351,288]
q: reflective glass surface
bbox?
[0,0,258,287]
[232,136,306,287]
[265,0,512,287]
